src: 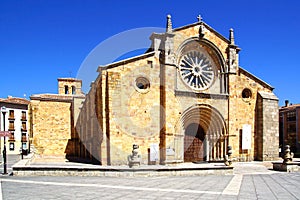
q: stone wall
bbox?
[30,98,72,157]
[73,82,102,164]
[70,54,163,165]
[227,69,276,161]
[255,91,279,161]
[72,19,279,165]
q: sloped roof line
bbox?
[239,67,274,91]
[30,93,84,102]
[98,51,155,70]
[0,97,30,105]
[173,21,231,44]
[280,104,300,110]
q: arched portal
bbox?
[184,123,205,162]
[181,104,227,162]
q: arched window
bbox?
[72,86,76,94]
[64,85,69,94]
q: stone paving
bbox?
[0,157,299,199]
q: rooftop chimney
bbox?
[285,100,289,107]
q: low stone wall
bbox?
[12,166,233,177]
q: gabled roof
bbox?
[173,21,231,44]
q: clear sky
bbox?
[0,0,299,106]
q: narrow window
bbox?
[9,143,14,151]
[9,110,14,119]
[22,122,27,131]
[147,60,153,68]
[65,85,69,94]
[72,86,76,94]
[22,142,27,150]
[9,132,15,141]
[21,132,27,142]
[21,111,26,121]
[9,121,14,131]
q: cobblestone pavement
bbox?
[1,161,300,199]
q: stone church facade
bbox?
[31,16,279,165]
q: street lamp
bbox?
[1,106,7,174]
[20,126,23,159]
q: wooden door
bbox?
[184,123,205,162]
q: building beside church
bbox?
[30,78,85,159]
[30,15,279,165]
[0,96,30,155]
[279,100,300,156]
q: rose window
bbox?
[179,50,215,91]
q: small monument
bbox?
[282,145,294,164]
[128,144,141,168]
[224,146,233,166]
[273,145,298,172]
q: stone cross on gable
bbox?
[197,15,203,22]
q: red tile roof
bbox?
[0,96,30,105]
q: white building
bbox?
[0,96,30,155]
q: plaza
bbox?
[1,157,300,199]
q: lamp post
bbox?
[20,126,23,159]
[1,106,7,174]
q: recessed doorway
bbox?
[184,123,205,162]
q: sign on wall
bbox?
[242,124,251,150]
[150,143,159,161]
[0,131,12,137]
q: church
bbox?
[30,15,279,165]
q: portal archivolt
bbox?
[181,104,228,162]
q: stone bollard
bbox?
[282,145,294,164]
[273,144,297,172]
[128,144,141,168]
[224,146,233,166]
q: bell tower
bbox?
[57,78,83,95]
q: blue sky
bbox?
[0,0,299,106]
